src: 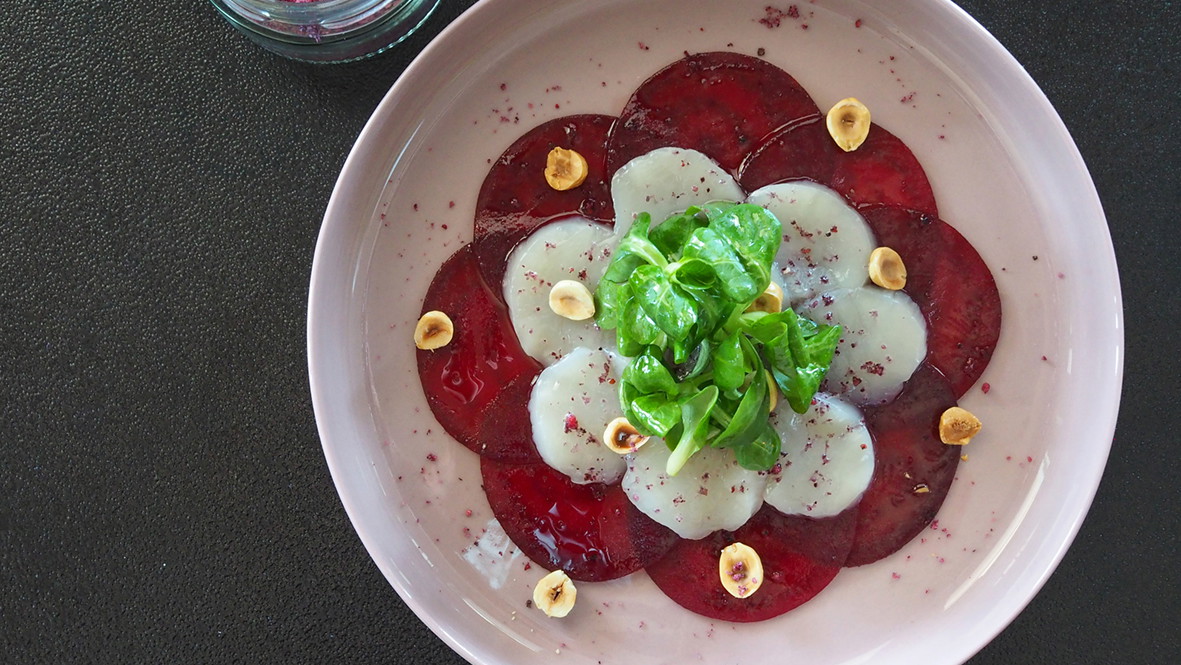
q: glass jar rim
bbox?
[217,0,406,37]
[210,0,439,63]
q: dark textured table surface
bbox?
[3,1,1177,662]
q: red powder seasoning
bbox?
[563,413,580,433]
[759,6,791,28]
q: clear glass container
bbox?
[210,0,441,63]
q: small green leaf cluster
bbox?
[595,203,842,476]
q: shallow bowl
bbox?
[308,1,1122,662]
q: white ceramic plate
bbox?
[308,1,1122,663]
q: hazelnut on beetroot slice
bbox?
[544,147,589,191]
[826,97,871,152]
[414,310,454,350]
[548,280,596,321]
[868,246,907,290]
[718,542,764,599]
[939,406,982,445]
[533,569,577,618]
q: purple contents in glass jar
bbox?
[209,0,440,63]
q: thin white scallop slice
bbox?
[504,217,617,365]
[798,287,927,406]
[622,441,766,540]
[529,347,627,485]
[746,182,876,305]
[610,147,745,233]
[764,393,873,518]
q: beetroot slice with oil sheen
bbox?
[473,114,615,287]
[481,457,680,582]
[416,245,543,465]
[739,118,939,217]
[846,363,961,566]
[606,52,820,176]
[829,124,938,216]
[645,506,846,622]
[758,504,859,568]
[738,116,836,190]
[860,205,1001,398]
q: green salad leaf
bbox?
[595,202,843,475]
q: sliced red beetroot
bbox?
[860,206,1002,397]
[474,114,615,287]
[740,119,937,216]
[738,116,836,190]
[474,372,544,463]
[757,504,859,567]
[830,124,938,217]
[646,507,842,623]
[846,363,960,566]
[416,245,543,464]
[481,458,680,582]
[606,52,819,176]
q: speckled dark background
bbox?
[1,0,1177,662]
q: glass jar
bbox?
[209,0,441,63]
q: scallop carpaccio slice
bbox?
[846,363,960,566]
[473,114,615,287]
[606,52,820,176]
[860,205,1001,397]
[481,458,680,582]
[739,118,939,217]
[416,245,543,464]
[645,506,852,622]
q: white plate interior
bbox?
[308,0,1122,663]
